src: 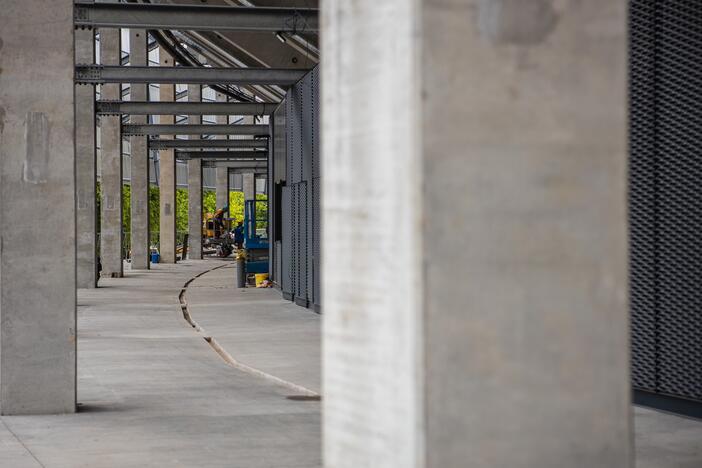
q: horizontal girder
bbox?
[148,139,268,150]
[77,65,306,86]
[96,101,279,116]
[74,2,318,33]
[123,124,269,136]
[175,151,268,160]
[201,161,268,170]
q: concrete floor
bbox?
[0,259,320,468]
[0,257,700,467]
[186,264,320,394]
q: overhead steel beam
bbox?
[73,2,319,32]
[226,169,268,175]
[148,139,267,150]
[201,161,268,170]
[96,101,279,116]
[123,124,269,136]
[175,151,268,160]
[76,65,307,86]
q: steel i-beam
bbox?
[77,65,307,86]
[148,139,268,150]
[175,151,268,160]
[96,101,279,116]
[122,124,269,136]
[201,161,268,170]
[73,2,319,32]
[202,159,268,172]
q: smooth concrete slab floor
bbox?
[0,259,320,468]
[185,264,321,394]
[0,257,700,467]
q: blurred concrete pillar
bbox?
[158,50,177,263]
[129,29,150,270]
[75,28,98,288]
[243,173,255,203]
[0,0,76,414]
[99,28,123,278]
[188,84,203,259]
[322,1,632,468]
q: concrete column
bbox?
[215,166,229,214]
[99,28,123,278]
[322,2,632,468]
[243,173,255,203]
[215,94,229,214]
[129,30,150,270]
[158,50,177,263]
[187,84,203,260]
[75,28,98,288]
[0,0,76,414]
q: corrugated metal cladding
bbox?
[630,1,702,403]
[269,66,321,312]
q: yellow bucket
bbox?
[255,273,269,288]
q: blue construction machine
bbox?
[242,199,269,275]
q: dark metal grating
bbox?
[281,186,293,298]
[275,66,320,310]
[630,0,702,401]
[312,68,321,310]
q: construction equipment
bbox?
[202,207,235,257]
[242,199,269,275]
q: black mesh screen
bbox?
[630,0,702,401]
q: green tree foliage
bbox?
[122,184,131,235]
[203,190,216,215]
[176,188,189,233]
[229,191,245,225]
[149,186,160,235]
[120,185,186,234]
[256,194,268,227]
[98,184,268,242]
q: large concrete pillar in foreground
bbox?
[75,28,98,288]
[99,28,123,278]
[129,30,150,270]
[0,0,76,414]
[158,50,177,263]
[243,173,255,203]
[322,2,632,468]
[188,84,203,260]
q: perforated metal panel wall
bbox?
[295,182,309,306]
[281,186,293,298]
[270,99,287,284]
[272,66,320,311]
[312,69,321,310]
[630,1,702,402]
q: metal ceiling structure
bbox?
[77,0,317,166]
[74,1,318,32]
